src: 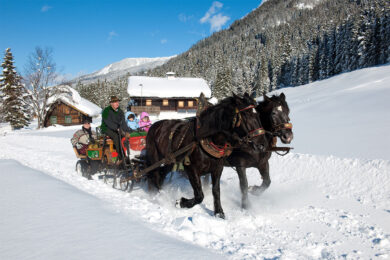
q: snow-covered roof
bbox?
[127,76,211,98]
[47,85,102,117]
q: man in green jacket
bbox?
[101,96,132,164]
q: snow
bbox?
[1,64,390,259]
[266,64,390,161]
[47,85,102,117]
[295,0,322,10]
[128,76,211,98]
[72,56,175,84]
[95,57,175,76]
[296,3,314,9]
[0,160,223,260]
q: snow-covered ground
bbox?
[1,64,390,259]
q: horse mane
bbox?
[196,96,236,139]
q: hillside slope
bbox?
[150,0,389,97]
[274,64,390,160]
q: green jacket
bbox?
[101,106,131,133]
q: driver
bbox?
[101,96,132,164]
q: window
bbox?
[146,99,152,106]
[188,101,194,107]
[65,115,72,124]
[178,101,184,108]
[50,116,57,125]
[162,99,169,106]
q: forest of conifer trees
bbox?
[74,0,390,104]
[149,0,390,98]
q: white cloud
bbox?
[200,1,230,32]
[209,13,230,32]
[108,31,118,41]
[160,39,167,44]
[200,1,223,24]
[41,5,52,12]
[178,13,194,23]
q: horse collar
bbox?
[200,138,233,158]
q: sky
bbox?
[1,0,262,79]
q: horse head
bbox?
[197,93,263,147]
[231,92,266,149]
[257,92,293,144]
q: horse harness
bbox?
[233,104,266,145]
[266,113,293,156]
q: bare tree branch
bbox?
[23,46,70,129]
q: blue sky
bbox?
[1,0,262,78]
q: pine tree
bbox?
[0,48,30,129]
[213,67,234,100]
[256,54,270,94]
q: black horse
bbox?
[145,93,264,218]
[225,93,293,208]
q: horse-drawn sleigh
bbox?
[73,130,147,191]
[73,92,293,219]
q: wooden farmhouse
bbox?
[127,72,211,115]
[44,86,102,127]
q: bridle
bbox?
[271,122,293,137]
[233,104,265,144]
[260,101,293,139]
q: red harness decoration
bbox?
[249,128,265,138]
[200,138,233,158]
[209,141,228,156]
[239,105,255,112]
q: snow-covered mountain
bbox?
[70,56,174,84]
[1,64,389,259]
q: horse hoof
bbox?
[175,199,181,208]
[249,185,263,196]
[215,212,225,219]
[242,200,250,209]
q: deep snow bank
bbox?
[270,64,390,160]
[0,160,224,260]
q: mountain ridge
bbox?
[70,56,174,85]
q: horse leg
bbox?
[177,167,204,209]
[250,161,271,196]
[147,169,160,193]
[211,161,225,219]
[236,166,250,209]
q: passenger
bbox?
[125,111,139,131]
[139,112,152,132]
[71,116,97,155]
[101,96,132,164]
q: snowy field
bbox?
[1,64,390,259]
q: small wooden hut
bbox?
[44,86,101,127]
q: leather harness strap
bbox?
[200,138,233,158]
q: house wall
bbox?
[44,102,86,127]
[130,98,198,113]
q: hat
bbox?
[82,116,92,124]
[110,96,121,103]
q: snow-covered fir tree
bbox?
[0,48,30,129]
[212,67,234,100]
